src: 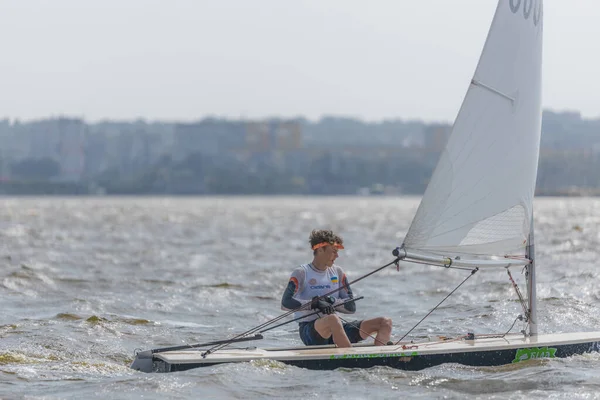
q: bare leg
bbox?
[358,317,393,345]
[314,315,352,348]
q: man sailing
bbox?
[281,229,392,347]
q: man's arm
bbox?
[334,268,356,313]
[281,278,302,310]
[281,270,310,311]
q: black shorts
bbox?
[299,319,364,346]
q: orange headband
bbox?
[312,242,345,250]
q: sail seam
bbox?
[424,203,524,244]
[435,105,501,220]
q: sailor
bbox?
[281,229,393,348]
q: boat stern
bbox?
[130,350,156,373]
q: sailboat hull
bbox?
[131,331,600,373]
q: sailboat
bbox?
[131,0,600,373]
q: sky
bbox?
[1,0,598,123]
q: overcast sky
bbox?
[1,0,597,123]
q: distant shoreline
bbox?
[2,177,599,198]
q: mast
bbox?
[526,214,537,336]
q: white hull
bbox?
[132,331,600,373]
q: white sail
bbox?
[403,0,544,260]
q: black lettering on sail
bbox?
[509,0,522,13]
[523,0,533,19]
[533,1,543,27]
[509,0,542,29]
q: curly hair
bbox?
[309,229,344,250]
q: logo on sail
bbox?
[509,0,543,27]
[512,346,557,363]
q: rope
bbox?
[502,314,525,337]
[393,267,479,344]
[506,267,530,322]
[336,315,390,346]
[199,259,528,356]
[259,297,363,334]
[199,257,400,357]
[195,256,526,355]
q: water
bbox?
[1,196,600,399]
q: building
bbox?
[423,124,451,152]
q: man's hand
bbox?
[310,296,335,314]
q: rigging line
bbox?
[200,302,317,357]
[141,335,265,354]
[506,267,529,320]
[200,258,400,357]
[321,258,400,299]
[336,315,390,347]
[200,304,310,357]
[502,314,524,337]
[393,267,479,345]
[258,297,364,334]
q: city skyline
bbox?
[1,1,599,124]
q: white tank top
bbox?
[288,263,354,322]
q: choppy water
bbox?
[1,196,600,399]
